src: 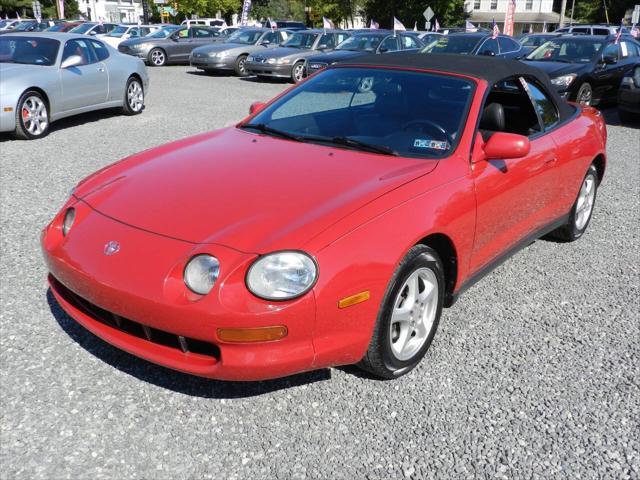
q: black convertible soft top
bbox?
[336,53,576,121]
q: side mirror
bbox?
[260,40,271,46]
[249,101,266,115]
[483,132,530,159]
[318,44,329,50]
[602,54,617,64]
[60,55,83,69]
[378,46,388,53]
[89,30,97,36]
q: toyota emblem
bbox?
[104,241,120,256]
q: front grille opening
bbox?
[51,276,220,361]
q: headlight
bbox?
[246,251,317,300]
[184,254,220,295]
[277,58,291,64]
[62,207,75,236]
[209,51,225,57]
[266,57,277,64]
[551,74,577,88]
[247,55,254,61]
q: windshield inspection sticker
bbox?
[413,139,449,150]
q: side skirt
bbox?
[446,214,569,307]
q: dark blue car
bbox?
[420,32,523,59]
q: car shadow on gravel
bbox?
[600,106,639,129]
[47,290,331,397]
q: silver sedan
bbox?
[0,33,149,139]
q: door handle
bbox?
[98,67,105,72]
[545,156,558,164]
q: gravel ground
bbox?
[1,66,639,479]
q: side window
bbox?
[336,33,349,45]
[572,27,590,35]
[194,28,214,38]
[317,33,335,49]
[620,41,639,57]
[498,37,519,53]
[483,78,541,137]
[479,37,499,55]
[602,43,620,61]
[178,29,189,38]
[62,39,96,66]
[379,36,399,52]
[89,40,109,61]
[593,28,610,35]
[522,78,559,129]
[264,32,279,44]
[400,35,419,49]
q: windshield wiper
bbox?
[240,123,304,142]
[319,136,398,156]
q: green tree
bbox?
[0,0,79,18]
[176,0,240,19]
[363,0,464,29]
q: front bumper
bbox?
[189,54,235,70]
[42,199,316,381]
[245,61,292,78]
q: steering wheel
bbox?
[401,119,453,146]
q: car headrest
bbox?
[480,102,505,133]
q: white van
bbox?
[181,18,226,28]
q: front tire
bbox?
[148,48,166,67]
[291,61,305,83]
[14,90,49,140]
[548,164,599,242]
[358,245,445,379]
[234,54,249,77]
[574,82,593,106]
[122,76,144,115]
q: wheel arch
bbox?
[592,153,606,185]
[21,87,51,111]
[415,233,458,307]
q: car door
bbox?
[191,27,220,50]
[592,42,623,102]
[469,77,558,274]
[166,28,192,61]
[88,39,112,101]
[59,38,108,111]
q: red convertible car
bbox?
[42,55,606,381]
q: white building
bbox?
[77,0,144,23]
[465,0,561,34]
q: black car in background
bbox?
[523,35,640,106]
[420,32,523,58]
[305,31,423,76]
[261,20,306,30]
[618,64,640,122]
[518,33,562,56]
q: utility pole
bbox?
[559,0,567,27]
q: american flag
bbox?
[631,23,639,38]
[434,18,440,32]
[369,19,379,29]
[491,18,499,39]
[614,19,624,44]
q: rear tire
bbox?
[548,164,598,242]
[14,90,49,140]
[358,245,445,379]
[234,54,249,77]
[122,76,144,115]
[148,48,166,67]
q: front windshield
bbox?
[336,34,383,52]
[0,20,9,28]
[13,22,34,31]
[0,36,60,66]
[107,26,128,37]
[421,35,481,54]
[227,29,264,44]
[146,26,180,38]
[526,38,603,63]
[243,67,474,158]
[283,32,317,49]
[70,23,95,34]
[46,23,69,32]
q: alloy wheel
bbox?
[389,267,439,361]
[151,50,165,66]
[127,80,144,112]
[575,173,596,230]
[577,84,592,105]
[293,64,304,82]
[21,96,48,136]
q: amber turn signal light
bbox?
[338,291,370,309]
[217,326,288,343]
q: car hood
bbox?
[307,50,364,63]
[522,60,590,78]
[0,62,54,85]
[76,127,438,253]
[255,46,319,59]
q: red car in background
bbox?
[42,54,606,381]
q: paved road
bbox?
[1,66,638,479]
